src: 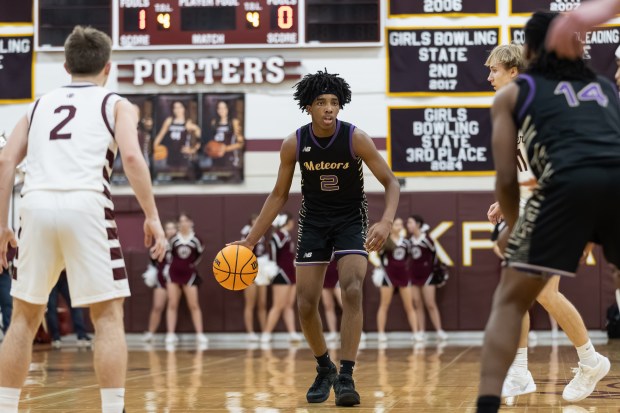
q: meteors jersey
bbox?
[169,232,204,278]
[22,83,123,195]
[516,133,536,201]
[297,120,366,215]
[514,73,620,182]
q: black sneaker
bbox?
[306,363,337,403]
[334,373,360,406]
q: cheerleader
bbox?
[375,217,419,342]
[408,215,447,341]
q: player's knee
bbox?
[341,283,363,306]
[297,296,318,318]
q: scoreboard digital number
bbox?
[118,0,299,48]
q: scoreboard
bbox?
[35,0,381,50]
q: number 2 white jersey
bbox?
[22,83,123,196]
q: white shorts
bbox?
[11,191,130,307]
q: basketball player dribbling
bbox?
[232,69,400,406]
[484,44,609,405]
[477,12,620,412]
[0,26,167,413]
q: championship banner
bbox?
[389,0,497,17]
[387,27,500,96]
[0,34,34,104]
[509,25,619,83]
[388,106,493,176]
[0,0,33,23]
[510,0,590,15]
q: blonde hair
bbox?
[485,44,525,73]
[64,26,111,75]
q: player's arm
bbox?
[353,128,400,252]
[492,83,520,228]
[546,0,620,59]
[153,117,172,146]
[226,118,245,152]
[232,134,296,249]
[0,116,28,268]
[115,99,166,261]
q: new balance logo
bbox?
[303,252,313,258]
[302,147,311,152]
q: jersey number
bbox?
[320,175,339,191]
[554,82,609,108]
[50,105,77,140]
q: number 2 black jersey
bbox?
[514,74,620,182]
[296,120,366,218]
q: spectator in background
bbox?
[375,217,418,342]
[165,213,207,346]
[204,100,245,182]
[241,214,270,341]
[46,271,91,348]
[261,213,303,343]
[153,100,201,180]
[407,215,448,342]
[143,220,177,343]
[322,261,342,343]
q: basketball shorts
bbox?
[505,167,620,277]
[12,191,130,307]
[295,208,368,266]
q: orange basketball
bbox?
[153,144,168,161]
[213,245,258,291]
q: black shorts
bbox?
[295,206,368,266]
[505,167,620,277]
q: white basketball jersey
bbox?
[22,83,123,196]
[516,131,536,202]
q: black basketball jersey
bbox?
[296,120,366,214]
[514,73,620,181]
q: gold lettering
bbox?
[429,221,454,266]
[462,222,494,266]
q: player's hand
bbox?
[580,242,595,265]
[546,13,585,60]
[0,226,17,269]
[144,217,167,262]
[227,239,255,250]
[487,202,504,225]
[365,219,392,252]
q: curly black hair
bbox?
[293,69,352,112]
[525,10,595,81]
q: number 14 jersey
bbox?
[22,83,123,195]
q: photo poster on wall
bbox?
[389,0,497,17]
[110,93,245,185]
[387,27,500,96]
[388,106,493,176]
[510,25,620,83]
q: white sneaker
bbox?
[260,333,272,343]
[501,369,536,403]
[142,332,154,342]
[247,332,260,342]
[562,353,610,402]
[360,331,367,341]
[413,332,426,342]
[377,332,388,342]
[528,331,538,342]
[197,334,208,345]
[165,333,178,344]
[325,332,338,342]
[51,340,61,349]
[436,330,448,341]
[289,332,303,342]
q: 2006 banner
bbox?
[388,106,493,176]
[389,0,497,17]
[387,27,500,96]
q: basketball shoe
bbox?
[562,353,610,402]
[306,363,337,403]
[334,373,360,406]
[501,368,536,405]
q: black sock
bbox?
[340,360,355,376]
[315,351,332,368]
[476,395,500,413]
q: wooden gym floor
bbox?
[12,335,620,412]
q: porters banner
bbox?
[0,34,34,103]
[389,0,497,17]
[509,25,620,83]
[387,27,500,96]
[388,105,493,176]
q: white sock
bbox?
[576,340,598,368]
[0,387,21,413]
[511,348,528,374]
[101,388,125,413]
